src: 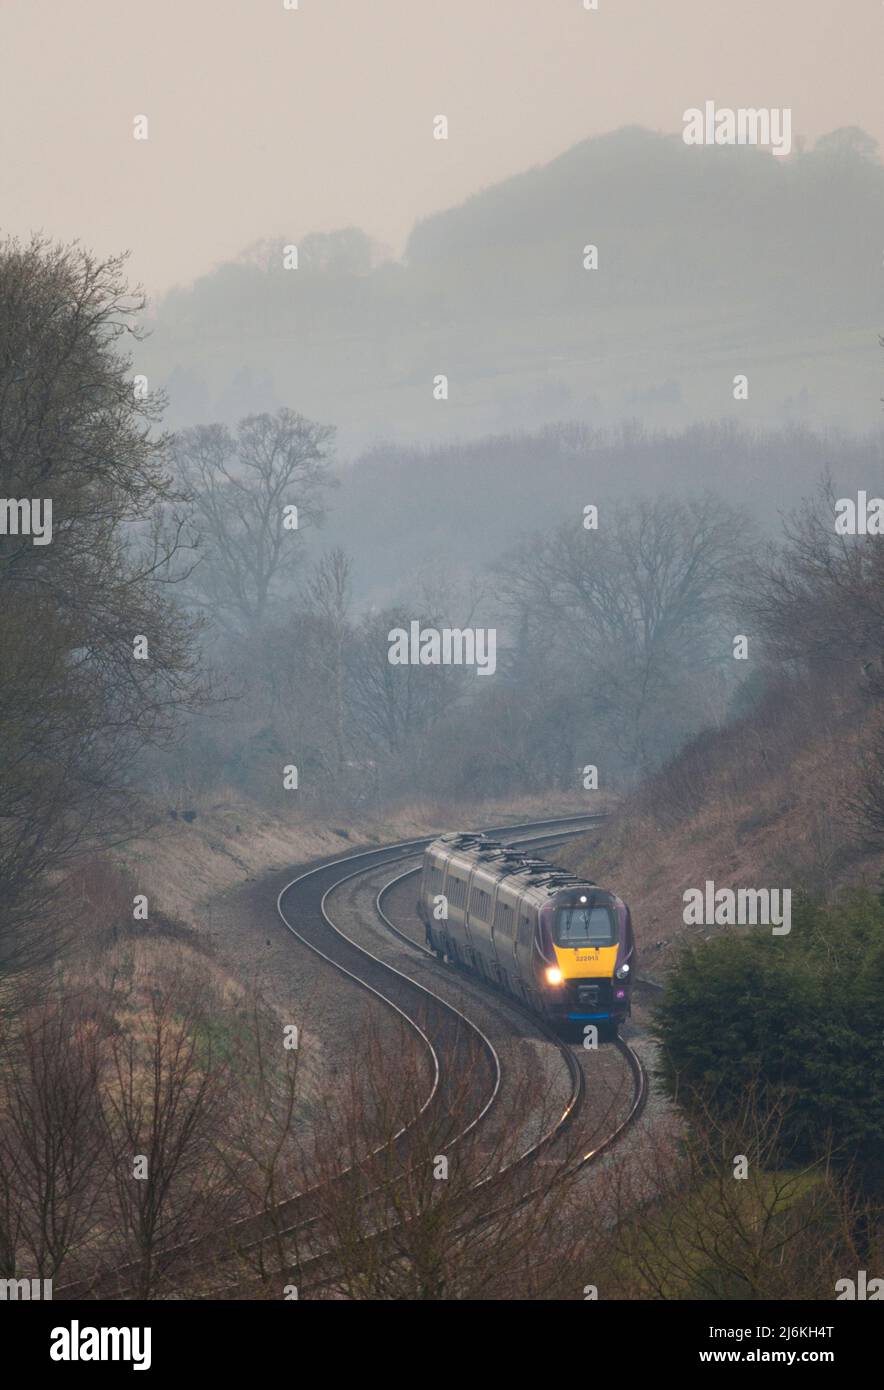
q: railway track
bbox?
[374,845,649,1180]
[217,812,650,1296]
[194,816,604,1296]
[61,812,651,1300]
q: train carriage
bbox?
[418,832,635,1035]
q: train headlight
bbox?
[616,963,630,980]
[545,966,564,986]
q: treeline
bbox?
[0,236,203,1013]
[156,476,756,810]
[606,472,884,844]
[228,419,884,611]
[147,413,884,816]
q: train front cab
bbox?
[537,890,635,1037]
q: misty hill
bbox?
[141,126,884,451]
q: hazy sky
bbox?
[1,0,880,297]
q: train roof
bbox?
[428,831,601,895]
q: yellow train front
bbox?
[535,887,635,1031]
[419,833,636,1036]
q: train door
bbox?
[444,863,470,964]
[514,900,537,1000]
[467,867,497,978]
[492,889,517,995]
[461,866,476,966]
[487,880,499,984]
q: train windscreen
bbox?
[555,904,616,946]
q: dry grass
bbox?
[557,677,884,975]
[115,787,606,929]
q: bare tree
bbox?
[171,408,336,634]
[286,1021,618,1302]
[740,475,884,841]
[214,994,306,1289]
[0,997,107,1281]
[496,494,754,778]
[346,607,468,791]
[100,977,234,1298]
[742,474,884,679]
[607,1084,871,1301]
[305,548,353,780]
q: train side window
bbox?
[496,903,514,936]
[470,888,490,920]
[518,914,532,945]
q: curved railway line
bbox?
[226,812,653,1296]
[62,813,654,1300]
[374,848,649,1177]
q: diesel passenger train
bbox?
[418,832,635,1035]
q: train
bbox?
[417,831,635,1037]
